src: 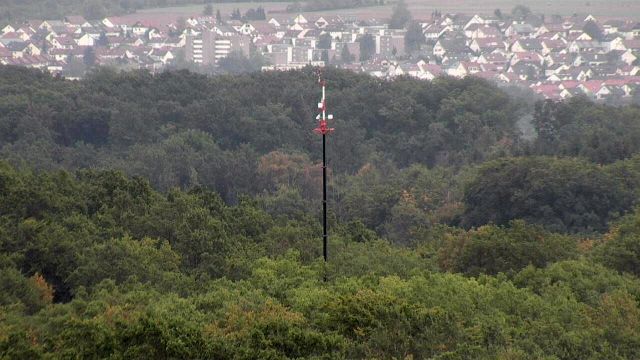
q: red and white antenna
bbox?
[314,70,334,136]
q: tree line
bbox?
[3,66,640,236]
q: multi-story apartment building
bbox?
[376,30,406,57]
[185,31,251,65]
[185,36,204,63]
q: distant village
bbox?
[2,9,640,102]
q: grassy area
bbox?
[138,0,639,20]
[305,0,640,20]
[138,2,292,16]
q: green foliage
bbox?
[329,287,462,358]
[335,162,464,244]
[4,249,640,359]
[583,20,604,41]
[513,259,640,306]
[405,21,426,52]
[389,0,412,29]
[203,3,213,16]
[593,207,640,277]
[68,237,183,290]
[207,299,346,358]
[511,5,532,20]
[461,157,636,234]
[340,44,355,63]
[0,66,526,236]
[531,98,640,163]
[218,51,268,74]
[243,6,266,20]
[317,33,332,50]
[358,33,376,61]
[438,220,578,276]
[83,47,97,68]
[0,160,638,358]
[1,65,640,358]
[0,267,53,314]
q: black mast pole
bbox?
[322,133,328,263]
[314,69,333,280]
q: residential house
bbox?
[433,37,467,57]
[505,23,535,37]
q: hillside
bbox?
[1,66,640,358]
[1,161,640,358]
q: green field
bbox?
[139,0,640,20]
[334,0,640,19]
[137,1,291,16]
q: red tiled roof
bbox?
[560,80,580,89]
[420,63,443,74]
[0,47,11,57]
[473,37,503,48]
[531,83,561,99]
[580,80,604,93]
[541,39,566,49]
[249,21,277,34]
[603,78,630,86]
[623,40,640,49]
[473,71,499,79]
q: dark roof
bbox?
[515,39,542,50]
[437,38,468,52]
[5,41,29,51]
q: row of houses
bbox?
[407,13,640,101]
[1,11,640,101]
[0,15,187,75]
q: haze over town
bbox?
[1,0,639,102]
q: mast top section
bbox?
[314,69,334,136]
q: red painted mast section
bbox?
[313,77,334,136]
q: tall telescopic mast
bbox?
[313,70,334,265]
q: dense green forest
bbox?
[2,65,640,358]
[2,161,640,358]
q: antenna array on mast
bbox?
[314,70,334,136]
[313,69,334,268]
